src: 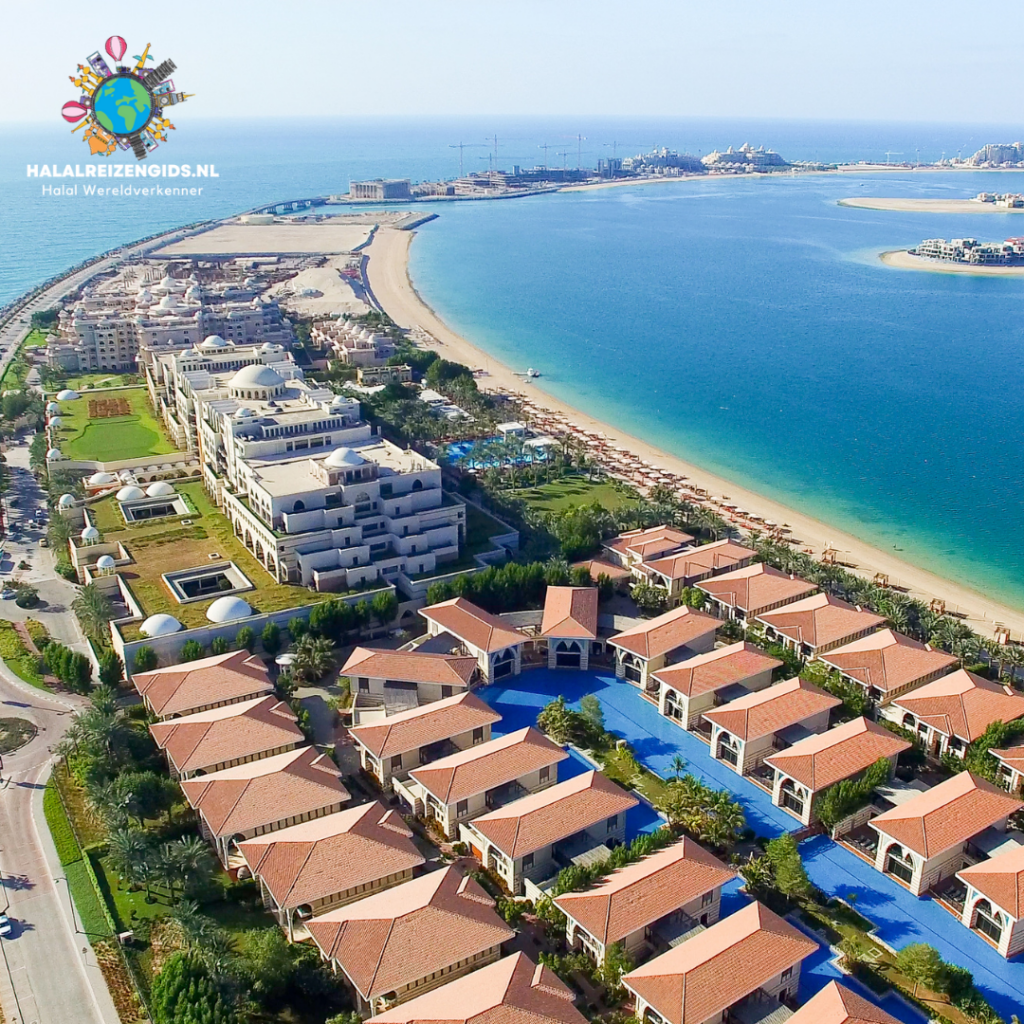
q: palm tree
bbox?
[72,584,114,639]
[108,827,151,891]
[291,634,335,682]
[670,755,687,779]
[170,835,215,898]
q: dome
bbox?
[146,481,175,497]
[58,493,75,509]
[56,389,79,401]
[95,555,116,569]
[140,613,182,638]
[117,486,145,501]
[48,415,62,428]
[88,471,116,486]
[324,447,364,469]
[46,448,63,461]
[201,334,227,350]
[233,407,256,420]
[206,596,252,623]
[80,525,100,541]
[228,364,284,390]
[157,294,180,310]
[46,402,60,415]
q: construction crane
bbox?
[539,142,556,169]
[884,151,902,165]
[561,133,586,170]
[449,141,486,177]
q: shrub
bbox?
[43,781,81,866]
[133,645,158,672]
[15,584,39,608]
[98,650,124,687]
[287,617,308,641]
[816,758,893,831]
[210,635,229,655]
[261,621,282,655]
[236,626,256,652]
[179,639,205,662]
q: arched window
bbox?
[554,639,582,668]
[622,653,643,683]
[973,898,1004,942]
[412,479,423,491]
[293,500,305,512]
[717,732,740,767]
[902,713,916,730]
[779,777,805,814]
[884,843,915,884]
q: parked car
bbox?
[0,914,12,938]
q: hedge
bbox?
[43,781,82,865]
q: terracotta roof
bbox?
[640,539,756,583]
[958,845,1024,919]
[341,647,478,687]
[819,630,957,696]
[149,696,302,775]
[652,641,782,698]
[992,745,1024,773]
[703,677,841,742]
[132,649,273,718]
[554,837,736,946]
[409,726,568,805]
[179,746,350,838]
[540,587,599,640]
[468,771,638,859]
[756,593,886,651]
[350,692,501,759]
[607,526,694,562]
[365,952,587,1024]
[306,867,514,1001]
[573,557,631,583]
[609,606,721,661]
[237,801,424,910]
[622,901,817,1024]
[765,717,911,792]
[890,669,1024,743]
[786,981,901,1024]
[869,771,1023,859]
[696,563,817,615]
[421,598,528,654]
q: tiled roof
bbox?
[573,557,632,583]
[607,526,694,562]
[554,837,736,946]
[237,801,425,909]
[765,717,911,792]
[890,669,1024,743]
[149,696,302,775]
[540,586,599,640]
[640,539,756,583]
[132,649,273,718]
[421,598,528,654]
[786,981,901,1024]
[652,641,782,698]
[818,629,957,696]
[622,901,817,1024]
[179,746,349,838]
[958,845,1024,919]
[349,692,501,759]
[609,606,721,660]
[702,677,841,742]
[306,867,514,1001]
[468,771,637,859]
[756,593,886,651]
[341,647,478,687]
[409,726,568,804]
[869,771,1023,859]
[992,745,1024,773]
[696,563,817,615]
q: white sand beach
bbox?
[880,249,1024,275]
[840,197,1024,213]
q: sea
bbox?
[3,117,1024,609]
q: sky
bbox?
[3,0,1024,123]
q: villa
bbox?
[881,669,1024,760]
[621,901,817,1024]
[306,866,514,1016]
[554,838,737,967]
[763,717,912,826]
[652,641,782,730]
[756,593,886,658]
[349,691,501,789]
[180,745,350,868]
[539,586,599,670]
[992,745,1024,794]
[957,846,1024,958]
[701,677,841,777]
[609,605,721,691]
[236,801,425,942]
[696,563,817,625]
[786,981,901,1024]
[393,726,568,838]
[631,539,757,604]
[818,629,958,704]
[149,695,303,780]
[604,526,695,568]
[459,770,639,896]
[420,597,529,682]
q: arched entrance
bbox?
[555,639,582,669]
[883,843,915,885]
[971,898,1004,944]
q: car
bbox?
[2,589,16,600]
[0,914,12,938]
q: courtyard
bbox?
[52,386,177,461]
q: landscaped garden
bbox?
[52,386,177,462]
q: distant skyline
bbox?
[4,0,1024,126]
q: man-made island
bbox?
[841,192,1024,213]
[881,236,1024,275]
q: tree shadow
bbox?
[0,872,34,892]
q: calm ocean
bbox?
[3,118,1024,607]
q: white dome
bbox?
[140,613,182,638]
[117,486,145,501]
[157,294,180,310]
[48,415,62,428]
[206,596,252,623]
[201,334,227,349]
[146,481,175,497]
[46,402,60,414]
[324,447,364,468]
[233,407,256,420]
[88,471,116,485]
[95,555,116,569]
[81,525,100,541]
[56,389,79,401]
[228,364,284,389]
[46,448,63,461]
[58,493,75,508]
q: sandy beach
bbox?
[840,196,1024,213]
[363,225,1024,640]
[880,249,1024,275]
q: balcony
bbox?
[484,780,529,811]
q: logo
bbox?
[61,36,192,161]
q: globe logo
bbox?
[93,75,152,136]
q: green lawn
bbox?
[65,858,114,939]
[517,476,634,514]
[464,502,515,555]
[61,372,143,391]
[54,387,177,461]
[22,328,48,349]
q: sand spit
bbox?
[840,197,1024,214]
[880,249,1024,276]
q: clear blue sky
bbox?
[4,0,1024,123]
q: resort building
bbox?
[180,745,351,868]
[867,771,1023,897]
[702,677,841,777]
[132,649,274,719]
[236,801,425,942]
[420,598,529,683]
[604,526,694,569]
[553,838,737,967]
[956,846,1024,958]
[653,641,782,730]
[459,770,639,896]
[149,695,303,780]
[311,319,396,367]
[609,605,721,691]
[763,717,912,826]
[696,563,817,625]
[818,629,958,705]
[306,866,514,1017]
[539,586,599,670]
[364,951,588,1024]
[992,746,1024,794]
[631,539,757,604]
[349,691,501,789]
[756,593,886,658]
[881,670,1024,760]
[573,556,632,590]
[621,901,817,1024]
[393,726,568,839]
[786,981,902,1024]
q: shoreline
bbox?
[880,249,1024,275]
[363,224,1024,640]
[841,196,1024,213]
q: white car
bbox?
[0,914,12,938]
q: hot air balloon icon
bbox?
[105,36,127,63]
[62,101,88,123]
